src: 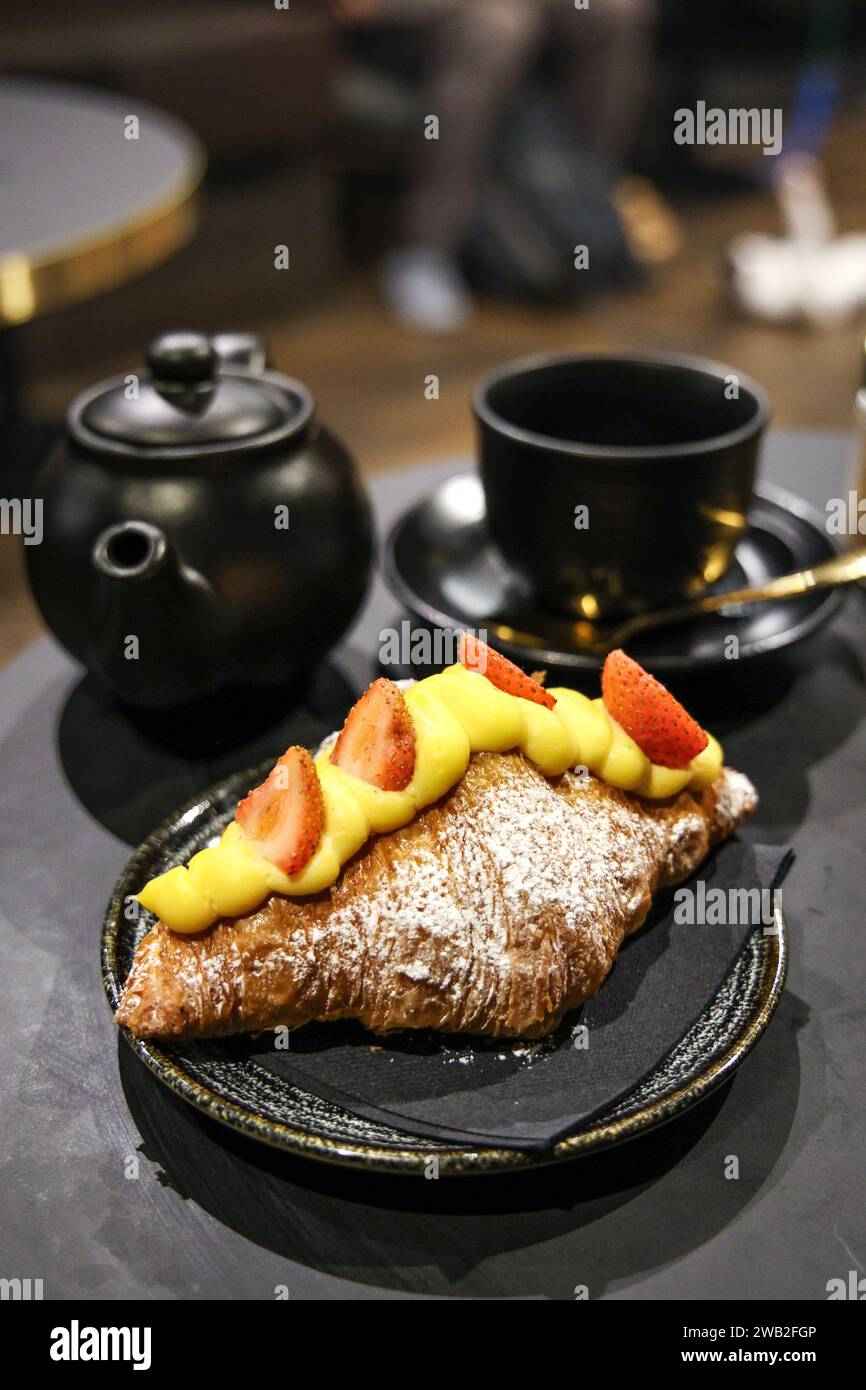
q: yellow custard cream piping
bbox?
[137,665,724,932]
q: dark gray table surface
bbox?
[1,431,864,1300]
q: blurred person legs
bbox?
[556,0,654,171]
[553,0,680,266]
[347,0,666,329]
[381,0,544,332]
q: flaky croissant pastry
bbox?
[116,752,756,1041]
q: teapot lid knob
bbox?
[69,329,315,457]
[147,331,216,386]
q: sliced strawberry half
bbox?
[601,649,708,769]
[235,745,324,875]
[458,631,556,709]
[331,677,416,790]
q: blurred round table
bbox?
[0,76,205,420]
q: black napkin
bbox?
[246,840,792,1151]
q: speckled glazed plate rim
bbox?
[102,763,787,1177]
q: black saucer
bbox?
[383,473,844,678]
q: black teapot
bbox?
[27,332,373,708]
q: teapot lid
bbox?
[69,331,314,459]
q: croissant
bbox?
[115,752,756,1041]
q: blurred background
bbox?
[3,0,866,662]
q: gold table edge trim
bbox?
[0,149,206,325]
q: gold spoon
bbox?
[486,548,866,658]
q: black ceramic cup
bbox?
[474,352,770,619]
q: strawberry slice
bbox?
[331,677,416,790]
[601,649,708,769]
[235,745,323,875]
[458,631,556,709]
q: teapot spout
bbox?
[90,522,234,708]
[93,520,168,584]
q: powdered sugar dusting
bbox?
[711,767,758,834]
[117,755,757,1042]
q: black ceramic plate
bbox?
[383,475,842,676]
[102,764,786,1176]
